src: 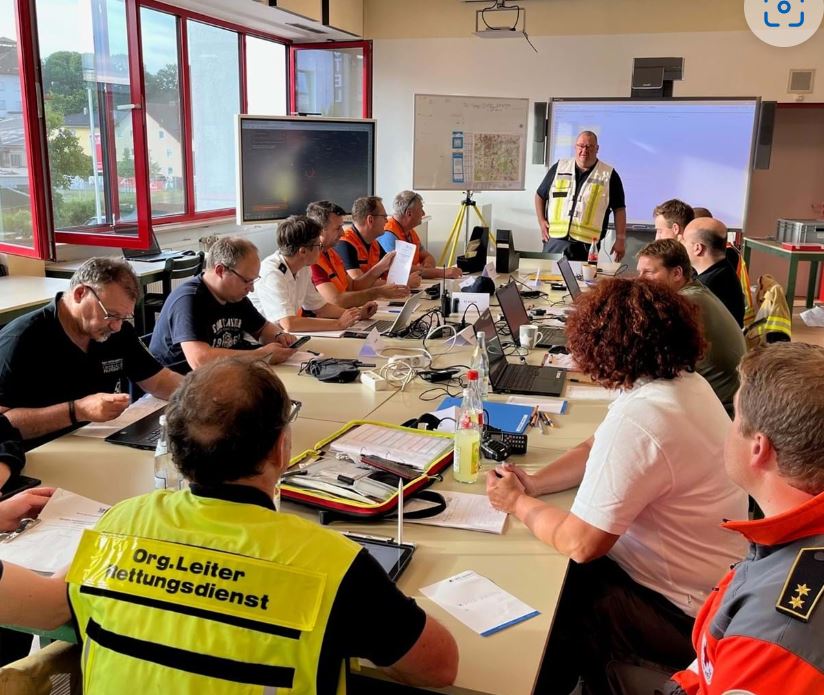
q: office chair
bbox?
[141,252,204,332]
[0,641,82,695]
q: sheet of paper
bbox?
[800,306,824,327]
[453,324,477,346]
[542,352,577,370]
[452,292,490,317]
[386,240,416,285]
[505,395,568,415]
[429,406,458,432]
[283,350,323,367]
[0,488,110,574]
[359,328,386,357]
[482,261,497,280]
[566,384,621,401]
[292,329,347,338]
[405,491,507,534]
[74,394,166,439]
[421,570,540,636]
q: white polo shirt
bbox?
[570,371,748,617]
[250,251,326,323]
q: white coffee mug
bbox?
[582,264,597,282]
[519,324,543,349]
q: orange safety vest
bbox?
[726,243,755,328]
[383,217,422,266]
[313,248,349,293]
[339,226,382,273]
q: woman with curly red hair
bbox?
[487,278,748,695]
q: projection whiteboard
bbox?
[547,98,759,229]
[413,94,529,191]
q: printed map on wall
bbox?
[413,94,528,191]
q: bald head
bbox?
[166,358,292,485]
[682,218,728,270]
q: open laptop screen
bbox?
[496,282,530,345]
[474,309,507,382]
[557,257,582,299]
[122,230,162,259]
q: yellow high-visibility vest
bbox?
[546,159,613,245]
[68,489,359,694]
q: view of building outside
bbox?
[0,5,33,249]
[295,47,364,118]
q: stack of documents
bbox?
[0,489,109,574]
[330,424,453,470]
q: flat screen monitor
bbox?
[236,115,375,224]
[547,98,759,229]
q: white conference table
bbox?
[22,265,611,695]
[0,275,69,326]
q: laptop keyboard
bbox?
[351,319,394,333]
[500,365,543,391]
[145,426,162,447]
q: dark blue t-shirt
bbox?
[0,294,161,410]
[149,275,267,367]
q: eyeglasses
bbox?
[304,242,324,250]
[371,213,389,219]
[288,399,302,423]
[84,285,134,323]
[226,267,260,285]
[576,145,596,151]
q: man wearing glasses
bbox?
[249,215,377,332]
[0,258,182,452]
[65,358,458,692]
[534,130,627,261]
[334,196,421,287]
[150,236,296,371]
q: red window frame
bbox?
[289,40,372,119]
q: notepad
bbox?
[504,395,568,415]
[329,424,453,470]
[75,394,165,439]
[405,491,507,534]
[566,384,620,401]
[421,570,539,636]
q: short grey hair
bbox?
[69,257,141,301]
[392,190,423,218]
[578,130,599,144]
[206,236,258,270]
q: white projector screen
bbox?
[547,99,759,229]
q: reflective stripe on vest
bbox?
[546,159,613,245]
[383,218,422,266]
[730,246,756,328]
[315,249,349,293]
[68,490,359,695]
[340,227,382,272]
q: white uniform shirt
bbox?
[570,371,748,617]
[250,251,326,323]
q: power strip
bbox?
[360,370,390,391]
[388,354,428,368]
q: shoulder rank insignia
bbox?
[776,547,824,622]
[278,262,288,273]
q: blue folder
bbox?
[437,397,533,434]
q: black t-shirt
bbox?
[189,484,426,694]
[149,275,267,367]
[0,415,25,476]
[536,161,626,240]
[0,294,162,411]
[697,259,745,328]
[333,226,386,271]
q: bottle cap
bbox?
[467,370,479,380]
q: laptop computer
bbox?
[105,407,166,451]
[557,257,582,300]
[496,281,566,348]
[474,309,566,397]
[123,230,186,263]
[348,294,424,337]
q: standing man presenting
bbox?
[535,130,627,261]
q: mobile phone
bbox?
[387,301,405,307]
[290,336,311,350]
[0,475,42,503]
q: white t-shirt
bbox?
[570,371,748,617]
[250,251,326,323]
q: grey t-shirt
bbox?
[680,282,746,417]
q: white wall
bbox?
[372,30,824,254]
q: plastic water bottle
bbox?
[471,331,490,400]
[453,371,482,484]
[154,415,184,490]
